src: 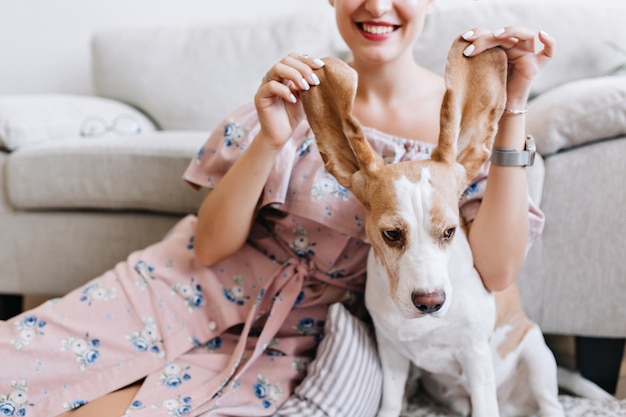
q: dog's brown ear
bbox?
[301,57,384,192]
[431,38,508,186]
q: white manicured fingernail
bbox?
[311,73,321,85]
[313,58,325,67]
[289,94,297,103]
[301,78,310,90]
[463,44,475,56]
[540,30,549,38]
[462,30,474,40]
[493,27,505,37]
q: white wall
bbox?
[0,0,332,95]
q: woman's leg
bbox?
[0,216,222,416]
[57,382,142,417]
[0,264,165,416]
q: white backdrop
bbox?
[0,0,332,95]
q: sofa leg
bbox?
[0,294,23,320]
[576,336,625,395]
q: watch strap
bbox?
[490,135,536,167]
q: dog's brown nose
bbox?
[412,290,446,314]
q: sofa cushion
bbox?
[415,0,626,97]
[0,95,157,151]
[527,75,626,156]
[92,11,342,132]
[276,303,381,417]
[5,131,208,214]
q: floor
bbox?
[601,349,626,399]
[618,354,626,399]
[545,334,626,400]
[16,296,626,400]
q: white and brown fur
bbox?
[301,38,612,416]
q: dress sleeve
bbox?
[182,102,313,212]
[183,102,261,190]
[459,162,545,247]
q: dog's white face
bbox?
[357,159,467,319]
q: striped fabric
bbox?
[275,303,382,417]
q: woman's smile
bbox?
[357,21,400,40]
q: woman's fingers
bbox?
[537,30,556,61]
[254,53,327,148]
[459,26,556,108]
[261,53,325,103]
[461,26,539,57]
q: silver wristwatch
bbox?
[490,135,536,167]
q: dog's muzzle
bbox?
[411,290,446,314]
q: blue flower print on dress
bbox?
[126,317,164,358]
[462,182,480,200]
[206,336,222,351]
[294,290,305,306]
[186,235,194,250]
[10,316,46,351]
[122,399,144,415]
[0,380,34,416]
[223,121,246,148]
[157,396,192,416]
[159,363,191,388]
[253,375,283,409]
[134,260,156,291]
[354,214,364,229]
[310,170,349,201]
[297,136,314,157]
[79,281,116,306]
[291,225,316,257]
[293,317,325,341]
[222,275,249,306]
[60,333,100,371]
[189,336,223,351]
[171,277,204,312]
[62,399,88,411]
[328,268,346,280]
[263,338,284,358]
[193,146,205,164]
[291,358,309,373]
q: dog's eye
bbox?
[442,227,456,241]
[382,229,403,244]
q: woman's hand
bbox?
[254,53,325,150]
[460,27,555,109]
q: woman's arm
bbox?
[469,111,530,291]
[194,54,325,267]
[462,28,555,291]
[194,133,283,266]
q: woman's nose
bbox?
[365,0,392,17]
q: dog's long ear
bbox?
[301,57,384,193]
[431,38,507,186]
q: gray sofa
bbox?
[1,0,625,390]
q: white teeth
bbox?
[362,24,395,35]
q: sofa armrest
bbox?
[6,131,208,215]
[527,75,626,156]
[0,94,157,151]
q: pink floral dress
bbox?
[0,102,544,417]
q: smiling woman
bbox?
[2,0,625,416]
